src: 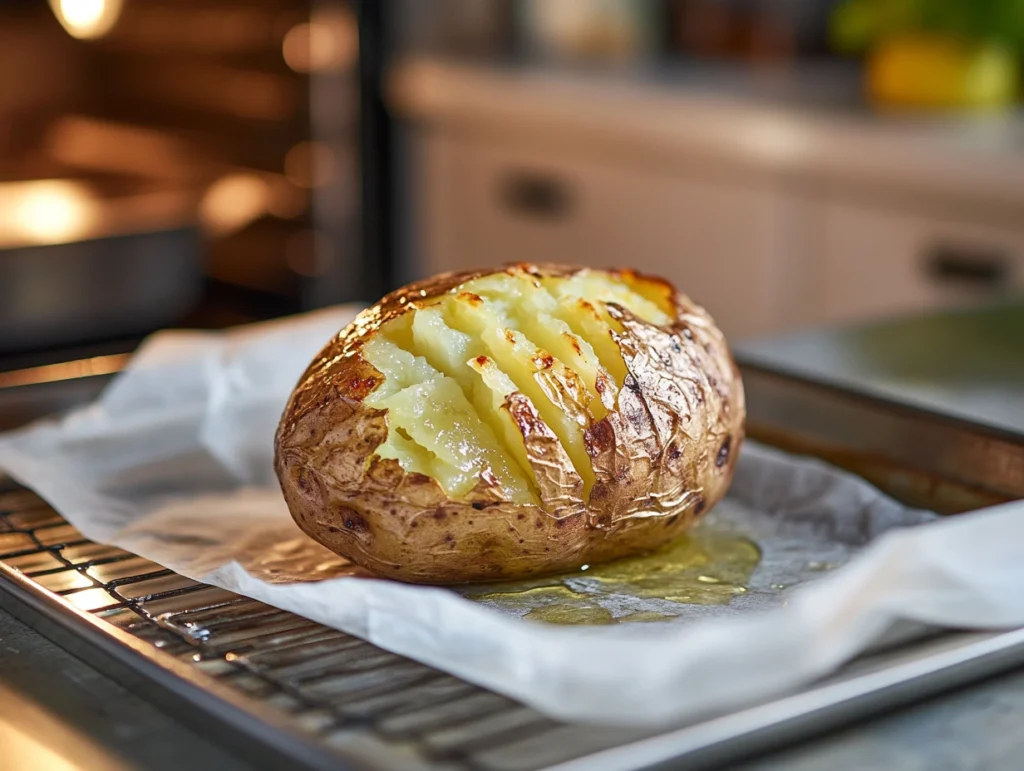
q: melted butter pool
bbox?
[464,525,761,626]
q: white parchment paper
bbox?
[2,307,1023,727]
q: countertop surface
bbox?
[736,298,1024,438]
[4,299,1024,770]
[390,57,1024,216]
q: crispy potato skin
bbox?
[274,264,745,584]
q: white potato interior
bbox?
[361,268,671,502]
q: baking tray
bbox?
[1,354,1024,771]
[0,227,202,353]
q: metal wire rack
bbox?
[0,478,657,771]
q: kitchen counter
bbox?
[390,57,1024,342]
[391,57,1024,218]
[736,298,1024,438]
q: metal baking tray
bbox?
[1,353,1024,771]
[0,227,202,354]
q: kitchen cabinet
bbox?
[813,198,1024,326]
[395,60,1024,340]
[414,129,798,340]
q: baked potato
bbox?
[274,263,744,584]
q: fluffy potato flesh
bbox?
[362,270,668,502]
[275,263,745,584]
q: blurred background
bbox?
[2,0,1024,359]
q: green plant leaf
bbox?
[830,0,1024,53]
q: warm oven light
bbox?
[49,0,124,40]
[199,173,271,237]
[282,8,358,74]
[0,180,99,246]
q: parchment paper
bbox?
[1,306,1023,727]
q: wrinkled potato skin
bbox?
[275,264,745,584]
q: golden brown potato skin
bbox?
[274,264,745,584]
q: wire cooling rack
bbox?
[0,479,662,771]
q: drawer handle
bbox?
[923,244,1011,290]
[499,170,573,220]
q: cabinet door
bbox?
[414,131,794,340]
[816,200,1024,325]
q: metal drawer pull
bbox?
[498,170,573,220]
[923,244,1011,290]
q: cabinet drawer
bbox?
[817,201,1024,325]
[416,132,792,339]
